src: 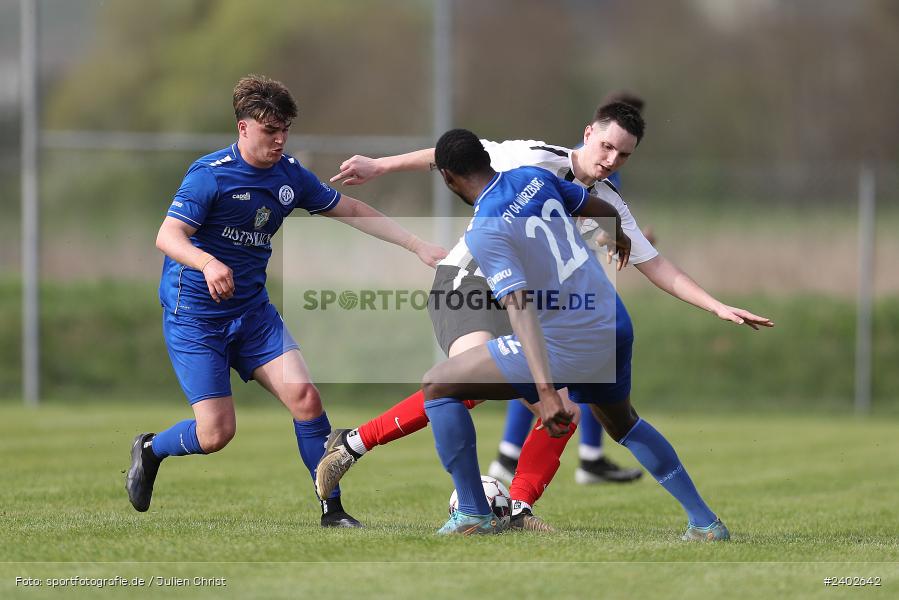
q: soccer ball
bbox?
[448,475,512,527]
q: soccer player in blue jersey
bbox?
[421,128,731,538]
[125,75,446,527]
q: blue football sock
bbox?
[424,398,490,516]
[619,418,717,527]
[502,400,535,448]
[151,419,206,458]
[294,412,340,499]
[578,404,604,449]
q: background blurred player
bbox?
[125,74,445,527]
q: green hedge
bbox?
[1,279,897,412]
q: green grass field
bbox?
[2,399,897,599]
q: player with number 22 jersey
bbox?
[467,166,617,390]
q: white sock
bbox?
[511,500,532,516]
[498,441,522,460]
[346,429,368,456]
[579,444,603,461]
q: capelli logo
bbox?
[232,192,251,201]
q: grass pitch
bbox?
[1,400,897,599]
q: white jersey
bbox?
[437,139,659,277]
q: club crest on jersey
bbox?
[254,206,272,230]
[278,185,295,206]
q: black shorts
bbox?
[427,265,512,355]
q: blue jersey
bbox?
[160,144,340,318]
[465,166,617,348]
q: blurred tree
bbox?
[45,0,431,135]
[41,0,899,181]
[451,0,898,165]
[557,0,899,164]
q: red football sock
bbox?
[357,390,479,450]
[509,420,578,506]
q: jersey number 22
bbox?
[525,199,589,284]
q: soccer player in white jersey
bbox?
[316,103,772,534]
[124,75,446,527]
[490,90,649,487]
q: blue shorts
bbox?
[163,302,299,404]
[487,295,633,405]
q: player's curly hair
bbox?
[233,74,297,125]
[593,101,645,145]
[434,128,491,175]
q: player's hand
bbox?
[534,389,574,438]
[712,304,774,330]
[593,229,631,271]
[202,259,234,303]
[409,237,448,268]
[592,228,612,249]
[608,229,631,271]
[330,155,382,186]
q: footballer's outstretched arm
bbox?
[156,216,234,303]
[330,149,436,186]
[635,255,774,330]
[320,195,447,267]
[580,190,772,329]
[503,290,574,437]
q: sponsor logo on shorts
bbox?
[497,335,522,355]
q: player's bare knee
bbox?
[421,370,446,401]
[285,383,322,420]
[606,417,637,443]
[607,427,627,443]
[421,373,439,401]
[199,424,236,453]
[422,367,457,400]
[611,415,640,443]
[588,402,637,443]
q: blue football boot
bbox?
[682,518,731,541]
[438,511,505,535]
